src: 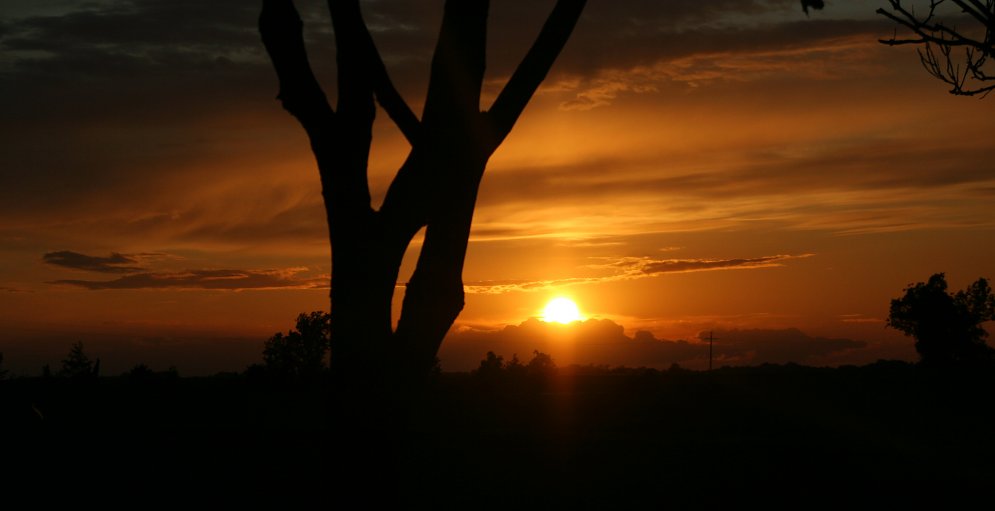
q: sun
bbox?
[542,297,583,324]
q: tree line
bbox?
[2,272,992,381]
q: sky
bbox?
[1,0,993,375]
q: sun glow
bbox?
[542,297,583,324]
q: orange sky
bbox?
[1,1,993,374]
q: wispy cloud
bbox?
[558,31,884,110]
[42,249,325,291]
[464,253,812,294]
[51,267,326,291]
[43,250,146,273]
[838,314,884,324]
[632,254,812,274]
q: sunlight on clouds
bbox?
[556,35,881,110]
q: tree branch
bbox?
[878,0,995,96]
[326,1,421,145]
[422,0,489,129]
[259,0,335,132]
[487,0,587,149]
[951,0,994,29]
[379,0,494,252]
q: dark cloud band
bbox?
[51,268,326,291]
[43,250,144,273]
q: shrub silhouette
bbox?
[888,273,995,367]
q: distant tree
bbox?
[263,311,331,381]
[125,363,179,382]
[60,341,99,379]
[505,353,526,377]
[888,273,995,366]
[0,352,8,380]
[877,0,995,97]
[474,351,505,379]
[526,350,557,377]
[126,363,154,379]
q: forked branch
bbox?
[877,0,995,97]
[259,0,334,131]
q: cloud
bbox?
[696,328,868,365]
[43,250,145,273]
[632,253,812,274]
[1,0,981,247]
[558,32,883,109]
[464,253,811,294]
[51,267,326,291]
[838,314,884,325]
[439,318,867,371]
[40,248,326,290]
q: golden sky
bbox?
[1,0,992,374]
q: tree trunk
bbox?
[260,0,586,385]
[260,0,585,501]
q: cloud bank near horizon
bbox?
[440,317,868,371]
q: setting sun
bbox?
[542,297,583,324]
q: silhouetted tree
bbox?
[0,352,8,380]
[126,363,154,379]
[474,351,505,379]
[125,363,179,382]
[259,0,586,382]
[878,0,995,97]
[888,273,995,366]
[800,0,825,16]
[526,350,557,377]
[60,341,99,379]
[263,311,331,381]
[505,353,526,378]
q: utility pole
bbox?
[707,330,719,371]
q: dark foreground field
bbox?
[3,362,994,505]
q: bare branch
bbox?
[878,0,995,96]
[259,0,334,131]
[487,0,587,149]
[951,0,994,28]
[326,1,420,145]
[422,0,489,129]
